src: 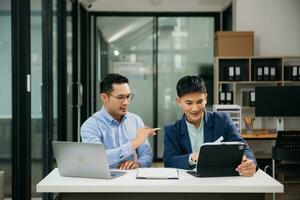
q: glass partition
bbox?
[157,17,215,157]
[53,0,58,142]
[96,16,215,159]
[31,0,43,197]
[67,0,73,141]
[0,0,12,197]
[96,16,155,147]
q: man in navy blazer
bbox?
[163,75,257,177]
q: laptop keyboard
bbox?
[110,171,126,178]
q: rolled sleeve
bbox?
[107,142,135,167]
[136,142,153,167]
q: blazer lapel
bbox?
[203,111,214,143]
[179,116,192,153]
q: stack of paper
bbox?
[136,168,179,179]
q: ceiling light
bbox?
[113,50,120,56]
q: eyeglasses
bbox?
[109,93,135,102]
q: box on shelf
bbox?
[215,31,254,57]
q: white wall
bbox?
[233,0,300,56]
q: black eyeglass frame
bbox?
[108,93,135,102]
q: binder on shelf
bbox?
[263,66,269,81]
[257,67,263,81]
[249,91,255,107]
[226,91,233,104]
[235,66,241,81]
[228,66,235,81]
[220,66,225,81]
[219,91,226,104]
[284,66,291,81]
[292,66,298,81]
[270,67,276,81]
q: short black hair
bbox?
[176,75,206,97]
[100,73,129,94]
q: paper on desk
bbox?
[136,168,179,179]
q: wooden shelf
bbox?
[241,130,277,139]
[283,81,300,83]
[246,81,282,84]
[218,81,235,84]
[219,81,282,84]
[219,81,249,84]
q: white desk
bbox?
[36,168,283,200]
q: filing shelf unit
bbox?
[214,56,300,105]
[213,104,242,131]
[214,56,300,130]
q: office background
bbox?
[0,0,300,199]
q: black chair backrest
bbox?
[273,131,300,161]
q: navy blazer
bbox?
[163,111,257,169]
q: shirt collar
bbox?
[185,113,204,130]
[100,106,127,125]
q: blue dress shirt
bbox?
[81,106,153,169]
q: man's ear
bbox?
[100,93,107,102]
[205,93,208,104]
[176,96,181,106]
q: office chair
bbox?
[267,131,300,200]
[272,131,300,183]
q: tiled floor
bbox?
[266,183,300,200]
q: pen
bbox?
[214,136,224,143]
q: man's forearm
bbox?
[107,143,135,166]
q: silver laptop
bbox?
[52,141,126,179]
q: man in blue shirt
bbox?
[163,75,257,176]
[81,73,159,170]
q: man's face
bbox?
[101,83,132,120]
[176,92,207,126]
